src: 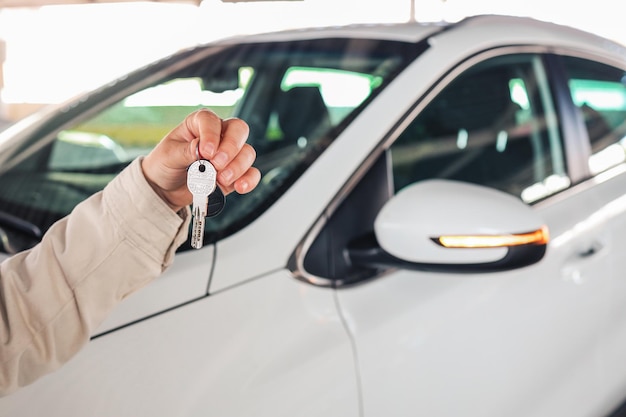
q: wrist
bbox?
[140,157,184,213]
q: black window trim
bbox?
[543,53,592,185]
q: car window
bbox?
[390,53,569,203]
[560,56,626,175]
[53,76,247,171]
[0,38,423,254]
[253,66,381,154]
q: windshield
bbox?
[0,37,423,254]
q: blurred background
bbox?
[0,0,623,124]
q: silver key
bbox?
[187,159,217,249]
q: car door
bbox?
[557,54,626,409]
[0,268,358,417]
[300,52,615,417]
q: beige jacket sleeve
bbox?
[0,157,191,396]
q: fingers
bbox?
[169,109,251,163]
[191,109,223,161]
[235,166,262,194]
[189,110,258,195]
[188,110,247,160]
[144,108,258,208]
[188,112,252,193]
[207,117,250,168]
[220,151,262,195]
[215,140,255,186]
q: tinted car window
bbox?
[390,53,569,203]
[0,38,423,254]
[561,56,626,175]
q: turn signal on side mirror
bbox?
[434,225,549,249]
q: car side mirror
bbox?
[348,179,549,273]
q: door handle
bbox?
[577,240,604,258]
[560,240,605,284]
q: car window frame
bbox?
[547,52,626,180]
[293,45,610,287]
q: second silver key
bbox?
[187,159,217,249]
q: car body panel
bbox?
[1,271,359,417]
[336,181,612,417]
[95,246,215,334]
[582,166,626,408]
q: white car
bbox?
[2,14,626,417]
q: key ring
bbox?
[195,142,208,172]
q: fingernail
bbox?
[220,168,233,183]
[203,144,215,159]
[213,151,228,168]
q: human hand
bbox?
[141,109,261,212]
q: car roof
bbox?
[212,19,447,45]
[218,21,447,44]
[211,14,626,60]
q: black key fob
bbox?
[207,186,225,217]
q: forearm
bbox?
[0,157,190,396]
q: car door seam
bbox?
[333,289,364,417]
